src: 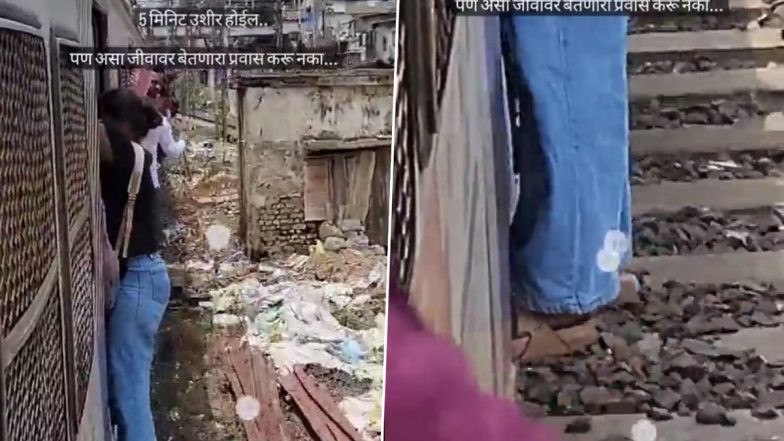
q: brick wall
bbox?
[252,194,318,257]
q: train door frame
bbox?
[91,3,108,96]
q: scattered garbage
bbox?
[163,129,386,441]
[332,338,369,364]
[213,314,242,328]
[211,250,387,439]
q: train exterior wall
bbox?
[0,1,141,441]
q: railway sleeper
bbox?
[632,177,784,214]
[630,66,784,98]
[630,0,772,34]
[630,121,784,156]
[629,28,784,59]
[629,93,782,131]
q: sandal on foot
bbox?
[511,272,638,362]
[512,312,599,362]
[618,272,641,304]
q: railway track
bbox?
[518,6,784,440]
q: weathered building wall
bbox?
[242,81,393,142]
[237,70,392,256]
[240,143,319,256]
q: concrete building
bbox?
[233,69,393,256]
[352,12,394,65]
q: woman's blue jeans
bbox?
[509,16,632,315]
[107,253,170,441]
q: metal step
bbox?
[629,250,784,284]
[629,28,784,55]
[630,66,784,98]
[632,177,784,214]
[631,117,784,156]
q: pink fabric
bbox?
[384,285,559,441]
[130,69,157,97]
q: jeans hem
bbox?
[512,275,619,315]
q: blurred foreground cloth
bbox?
[384,290,558,441]
[405,13,515,395]
[130,68,157,98]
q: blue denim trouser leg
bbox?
[509,16,632,315]
[107,253,170,441]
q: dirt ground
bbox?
[151,129,247,441]
[150,307,375,441]
[151,307,246,441]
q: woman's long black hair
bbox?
[98,88,161,141]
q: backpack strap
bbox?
[115,141,145,258]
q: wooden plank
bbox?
[630,66,784,98]
[225,343,287,441]
[279,374,347,441]
[293,366,363,441]
[254,354,289,441]
[303,137,391,153]
[303,158,329,221]
[629,251,784,284]
[631,122,784,156]
[328,155,349,223]
[632,177,784,214]
[365,145,391,246]
[345,149,375,222]
[629,28,784,55]
[225,348,263,441]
